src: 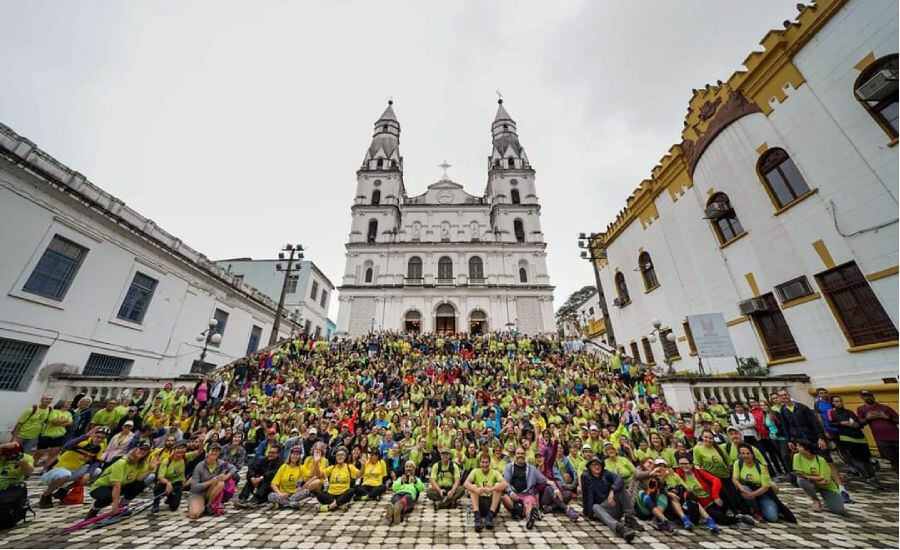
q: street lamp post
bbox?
[269,244,305,346]
[577,232,616,348]
[648,318,677,375]
[196,318,223,365]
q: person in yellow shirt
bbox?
[355,450,387,501]
[268,446,306,509]
[315,447,360,512]
[38,426,108,508]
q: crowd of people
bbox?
[0,330,897,540]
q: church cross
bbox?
[438,160,452,179]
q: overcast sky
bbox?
[2,0,801,320]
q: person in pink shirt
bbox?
[857,390,898,473]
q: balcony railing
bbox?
[659,374,812,413]
[404,277,424,286]
[588,318,606,337]
[468,277,486,286]
[436,277,455,286]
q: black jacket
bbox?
[581,469,624,519]
[779,402,824,443]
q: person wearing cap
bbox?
[633,457,691,533]
[86,441,158,518]
[268,445,307,509]
[187,442,237,518]
[723,426,768,469]
[384,460,426,525]
[426,447,464,510]
[570,444,592,478]
[38,425,107,508]
[301,427,320,457]
[151,441,189,513]
[581,455,641,542]
[501,446,563,530]
[356,449,388,501]
[114,405,143,438]
[857,389,899,473]
[99,420,137,468]
[255,426,280,460]
[603,441,635,486]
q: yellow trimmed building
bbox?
[588,0,898,390]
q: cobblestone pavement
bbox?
[1,471,896,548]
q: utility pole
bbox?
[578,232,617,348]
[269,243,304,346]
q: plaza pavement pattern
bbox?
[1,471,896,548]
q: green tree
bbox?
[555,285,597,327]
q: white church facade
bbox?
[335,100,555,337]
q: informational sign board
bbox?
[687,313,736,358]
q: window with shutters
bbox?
[641,337,656,366]
[211,308,229,347]
[407,257,423,279]
[706,193,745,244]
[683,321,697,355]
[747,293,801,361]
[117,272,158,324]
[817,262,898,347]
[638,252,659,291]
[310,281,319,300]
[468,257,484,280]
[246,326,263,354]
[660,328,680,359]
[629,342,641,364]
[0,338,46,392]
[438,257,454,280]
[854,54,898,139]
[23,235,88,301]
[615,272,630,305]
[83,353,133,377]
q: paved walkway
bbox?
[1,472,896,548]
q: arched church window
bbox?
[438,257,453,280]
[407,257,422,279]
[513,219,525,243]
[510,188,521,204]
[468,257,484,280]
[371,189,380,205]
[367,219,378,243]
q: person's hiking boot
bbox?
[359,495,369,501]
[526,507,539,529]
[318,504,330,513]
[38,494,53,509]
[681,516,694,530]
[85,507,100,519]
[234,498,247,509]
[565,506,579,521]
[52,487,69,501]
[624,515,645,531]
[392,502,403,525]
[338,503,350,511]
[662,519,676,534]
[738,514,756,526]
[705,517,720,534]
[474,514,484,533]
[384,502,395,525]
[485,510,495,530]
[151,498,161,514]
[614,522,635,542]
[840,489,852,503]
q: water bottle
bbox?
[466,504,474,527]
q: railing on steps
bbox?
[660,374,813,413]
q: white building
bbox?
[560,289,604,340]
[336,100,555,337]
[215,258,335,340]
[0,122,289,433]
[588,0,898,387]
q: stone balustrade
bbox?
[660,374,813,413]
[46,374,202,404]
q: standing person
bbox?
[580,456,641,542]
[187,443,238,519]
[463,453,509,532]
[67,397,94,439]
[749,398,785,480]
[33,399,73,469]
[9,395,53,456]
[828,396,884,488]
[775,389,850,503]
[86,441,157,519]
[729,402,759,449]
[857,389,899,473]
[384,461,426,526]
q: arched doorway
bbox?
[435,303,456,334]
[469,310,488,335]
[404,310,422,334]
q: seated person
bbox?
[152,441,190,513]
[314,447,360,512]
[38,426,107,508]
[236,444,282,507]
[636,458,689,533]
[581,456,642,542]
[187,443,238,519]
[384,460,426,526]
[732,442,780,522]
[463,453,508,532]
[86,441,157,519]
[426,447,465,510]
[268,446,306,509]
[355,450,388,501]
[501,447,565,530]
[792,440,845,515]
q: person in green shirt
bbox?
[151,441,189,513]
[463,454,508,532]
[691,429,755,523]
[34,399,72,468]
[0,442,34,492]
[384,460,426,525]
[731,443,780,522]
[603,442,635,485]
[792,440,845,514]
[10,395,53,454]
[426,448,465,510]
[90,399,123,432]
[87,441,157,518]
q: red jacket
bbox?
[675,466,721,507]
[750,406,769,439]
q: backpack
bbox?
[0,484,34,530]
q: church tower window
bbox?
[371,189,380,205]
[510,188,521,204]
[514,219,525,243]
[367,219,378,243]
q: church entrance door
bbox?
[435,303,456,335]
[404,310,422,334]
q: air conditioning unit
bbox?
[703,201,731,220]
[738,295,777,315]
[856,69,898,102]
[775,276,814,303]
